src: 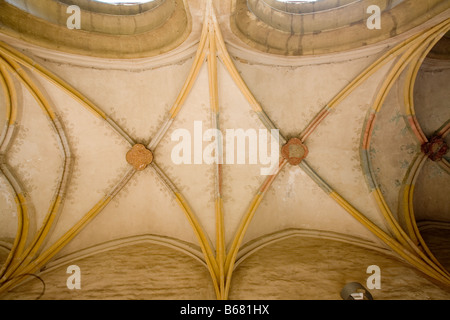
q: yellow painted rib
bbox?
[224,193,264,298]
[6,195,62,279]
[207,11,226,299]
[402,184,419,243]
[0,195,22,279]
[208,24,219,114]
[175,193,219,274]
[329,191,450,284]
[329,20,449,111]
[0,66,10,123]
[215,197,225,299]
[373,187,449,279]
[213,16,262,114]
[0,43,107,119]
[15,193,29,258]
[0,56,55,120]
[378,22,450,111]
[175,193,221,298]
[362,21,450,283]
[169,13,209,119]
[0,56,71,282]
[0,196,112,295]
[150,159,221,298]
[0,42,136,145]
[373,188,415,249]
[224,159,287,299]
[401,155,450,277]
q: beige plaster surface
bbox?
[3,236,450,300]
[414,161,450,223]
[2,242,216,300]
[229,236,450,300]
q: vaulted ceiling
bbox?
[0,0,449,300]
